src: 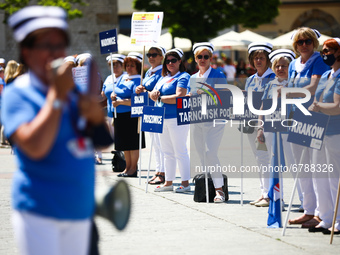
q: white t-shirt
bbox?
[223,65,236,82]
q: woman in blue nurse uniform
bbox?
[245,42,275,207]
[111,52,146,177]
[2,6,108,255]
[135,45,166,185]
[307,38,340,234]
[257,49,304,209]
[150,48,191,193]
[190,42,228,202]
[287,27,330,226]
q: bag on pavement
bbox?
[111,151,126,172]
[193,173,229,203]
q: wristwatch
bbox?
[52,98,64,109]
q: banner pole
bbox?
[330,178,340,244]
[138,45,146,185]
[282,147,305,236]
[109,52,117,119]
[277,132,283,226]
[146,134,154,193]
[241,125,244,206]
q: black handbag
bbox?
[193,173,229,203]
[237,120,257,134]
[111,151,126,172]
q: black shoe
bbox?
[308,226,327,233]
[322,228,340,235]
[117,172,125,177]
[122,171,137,178]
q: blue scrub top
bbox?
[102,74,125,117]
[314,70,340,135]
[155,72,190,119]
[1,72,95,220]
[143,67,163,92]
[114,75,141,113]
[245,69,275,92]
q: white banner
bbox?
[130,12,163,46]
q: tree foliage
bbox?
[0,0,86,20]
[133,0,280,43]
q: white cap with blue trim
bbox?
[269,49,296,63]
[149,45,166,56]
[248,42,273,54]
[166,48,184,58]
[8,6,68,43]
[127,52,143,62]
[192,42,214,54]
[106,54,126,63]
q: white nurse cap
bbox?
[248,42,273,54]
[192,42,214,54]
[106,54,126,63]
[8,6,68,43]
[149,45,166,56]
[166,48,184,58]
[269,49,296,63]
[127,52,143,62]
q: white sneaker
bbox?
[154,185,173,192]
[175,185,190,193]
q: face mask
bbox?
[322,54,336,66]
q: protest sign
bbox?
[130,12,163,46]
[131,92,149,117]
[287,110,330,150]
[99,29,118,54]
[142,106,165,133]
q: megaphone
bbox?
[95,180,131,230]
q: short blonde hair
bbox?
[271,57,292,76]
[292,27,319,55]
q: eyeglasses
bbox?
[197,55,210,60]
[296,39,313,46]
[254,57,265,61]
[320,48,335,55]
[165,58,178,64]
[146,53,160,58]
[275,65,288,69]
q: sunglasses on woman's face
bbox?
[320,48,335,55]
[165,58,178,64]
[297,39,313,46]
[197,55,210,60]
[146,53,160,58]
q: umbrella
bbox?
[210,31,248,51]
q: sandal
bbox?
[148,174,165,185]
[214,190,225,203]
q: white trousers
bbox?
[150,132,164,173]
[193,122,225,189]
[159,118,190,182]
[290,143,316,215]
[324,135,340,229]
[12,211,91,255]
[247,131,271,198]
